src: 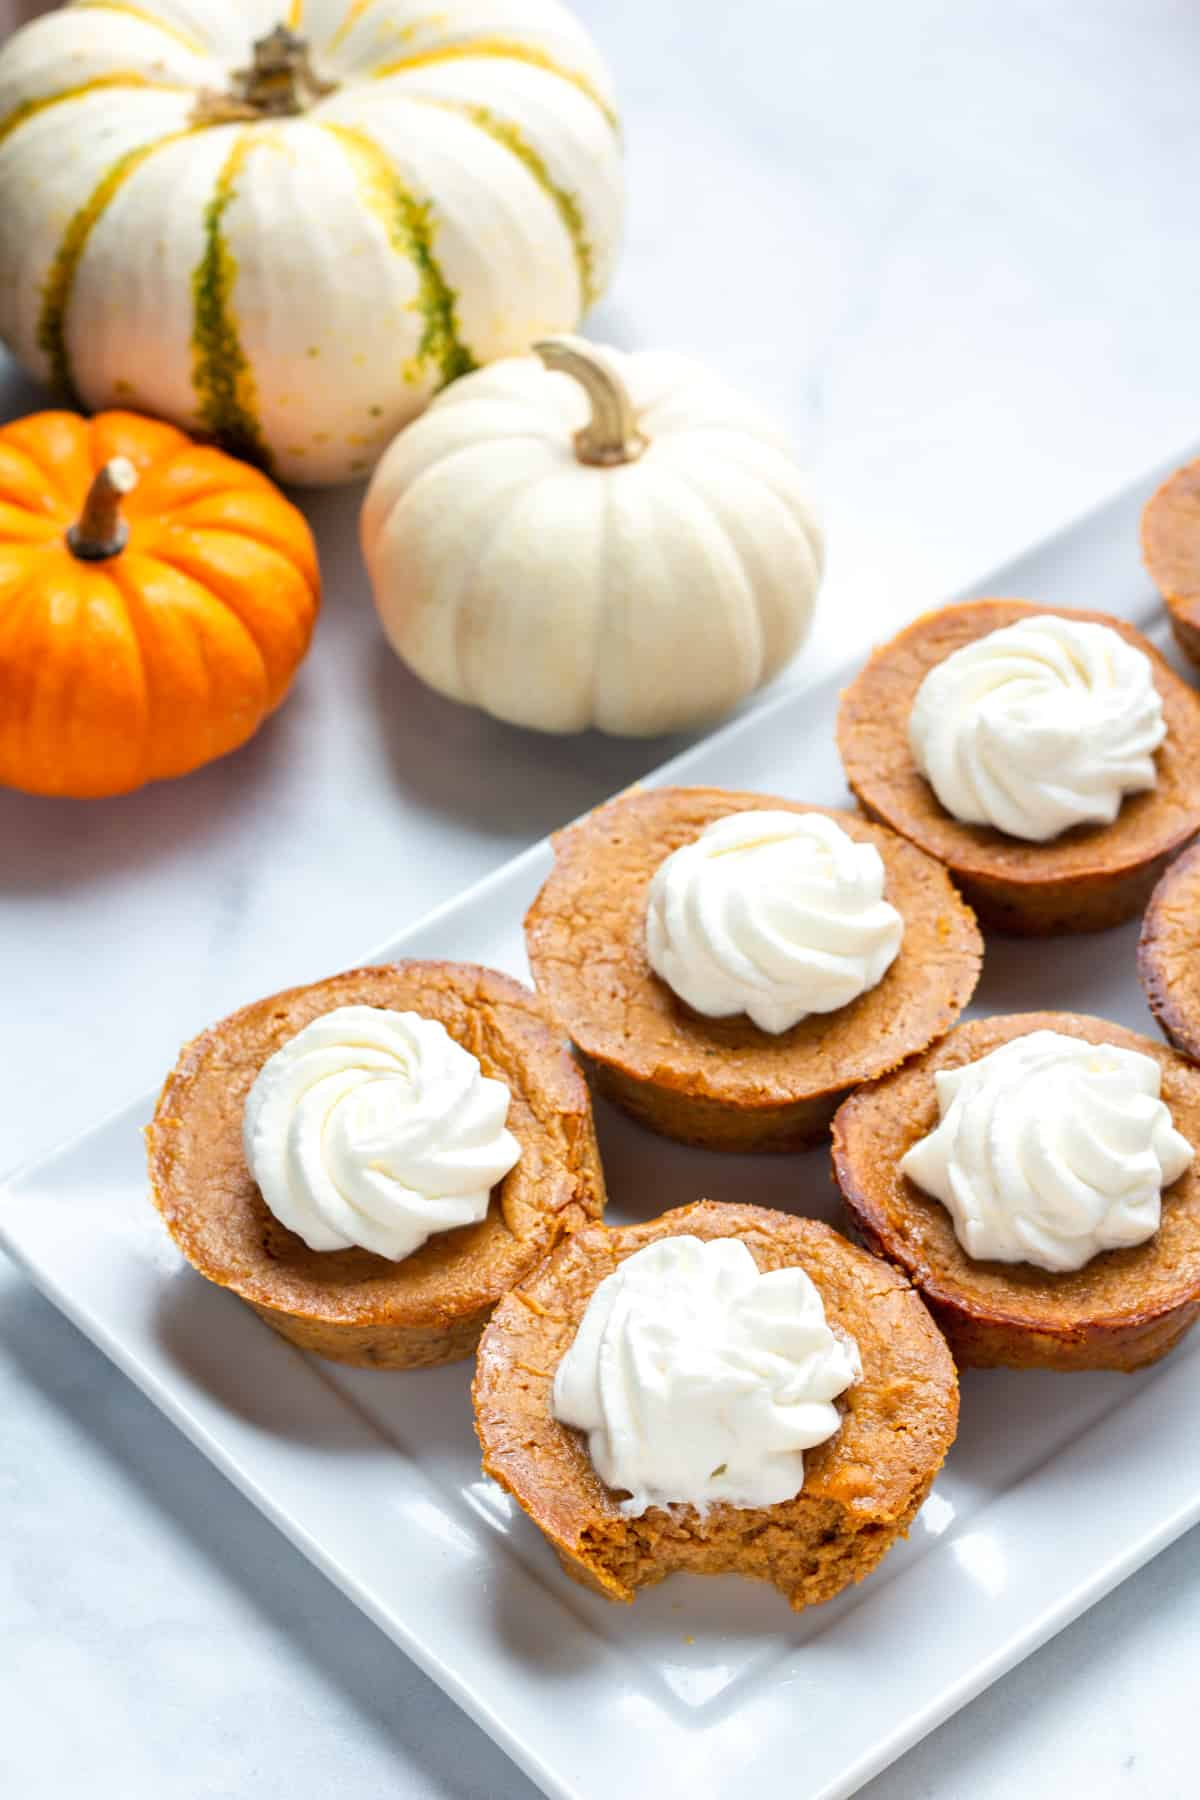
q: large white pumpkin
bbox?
[0,1,622,484]
[361,337,824,735]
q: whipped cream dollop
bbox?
[907,614,1166,842]
[900,1030,1193,1272]
[551,1235,861,1515]
[644,810,904,1033]
[242,1005,521,1261]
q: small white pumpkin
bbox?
[361,337,824,735]
[0,1,622,485]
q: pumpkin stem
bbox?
[68,458,138,562]
[193,24,338,124]
[533,336,648,467]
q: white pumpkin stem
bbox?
[194,24,337,123]
[68,457,138,562]
[534,337,648,467]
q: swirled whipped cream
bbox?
[242,1005,521,1261]
[907,613,1166,842]
[900,1030,1193,1272]
[644,810,904,1033]
[551,1235,861,1515]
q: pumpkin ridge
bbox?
[190,132,272,470]
[658,428,826,571]
[104,555,198,776]
[0,562,74,786]
[113,548,271,724]
[645,458,770,684]
[406,95,595,310]
[0,414,91,505]
[69,1,211,55]
[37,128,197,406]
[0,438,75,514]
[320,122,476,391]
[152,512,314,571]
[0,502,60,544]
[89,561,155,788]
[143,537,312,703]
[324,0,373,53]
[128,449,279,516]
[0,74,193,151]
[371,41,618,134]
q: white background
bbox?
[3,1,1200,1794]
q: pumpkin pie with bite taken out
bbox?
[473,1199,958,1608]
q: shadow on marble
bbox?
[148,1269,399,1449]
[0,356,47,417]
[0,700,310,894]
[364,633,698,840]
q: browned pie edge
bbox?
[524,786,983,1152]
[1139,840,1200,1065]
[836,599,1200,935]
[473,1199,958,1608]
[1142,459,1200,672]
[145,960,606,1369]
[832,1011,1200,1371]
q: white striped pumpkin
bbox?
[0,1,622,484]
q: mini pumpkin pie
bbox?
[1139,841,1200,1063]
[146,961,605,1368]
[473,1199,958,1608]
[833,1012,1200,1371]
[837,599,1200,934]
[1142,457,1200,672]
[523,786,982,1152]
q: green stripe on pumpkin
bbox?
[372,40,619,135]
[0,73,190,149]
[190,132,271,469]
[408,95,596,310]
[36,128,191,404]
[321,121,476,391]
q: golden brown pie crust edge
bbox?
[1142,459,1200,673]
[832,1011,1200,1371]
[836,599,1200,935]
[145,961,606,1369]
[524,787,982,1152]
[473,1199,958,1608]
[1139,840,1200,1065]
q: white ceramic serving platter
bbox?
[4,450,1200,1800]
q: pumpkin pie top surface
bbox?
[146,961,604,1328]
[834,1011,1200,1332]
[474,1199,958,1553]
[837,599,1200,888]
[524,785,982,1109]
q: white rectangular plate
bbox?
[4,450,1199,1800]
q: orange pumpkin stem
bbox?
[68,457,138,562]
[533,336,648,467]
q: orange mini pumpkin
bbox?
[0,410,320,797]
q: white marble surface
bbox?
[3,0,1200,1794]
